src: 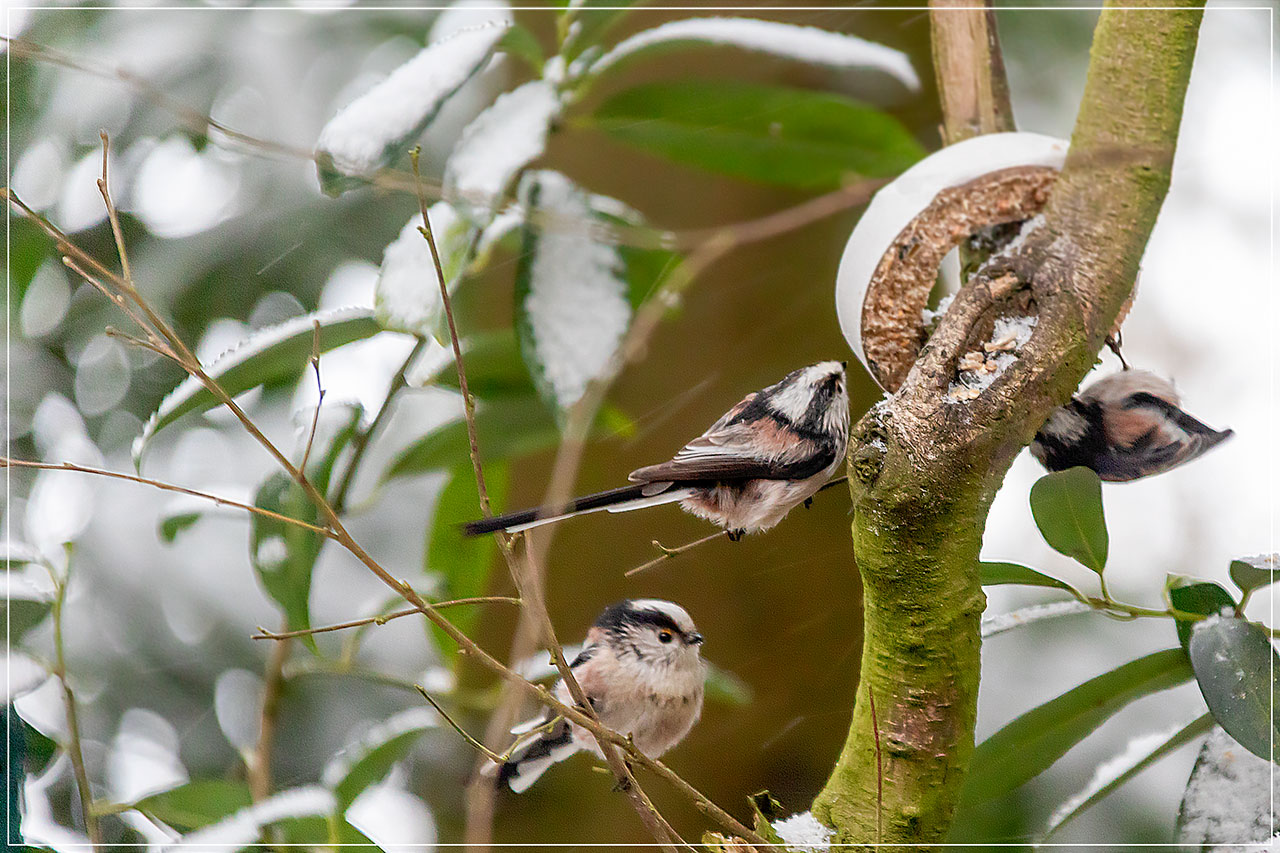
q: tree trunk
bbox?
[811,1,1205,847]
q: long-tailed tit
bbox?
[464,361,850,539]
[490,599,706,793]
[1030,370,1233,482]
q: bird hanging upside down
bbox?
[1030,370,1233,482]
[463,362,851,540]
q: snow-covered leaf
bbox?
[445,80,562,211]
[560,0,643,61]
[962,648,1193,806]
[1188,614,1280,764]
[1,540,43,570]
[1177,725,1279,848]
[772,810,834,852]
[1228,553,1280,597]
[375,205,471,341]
[586,17,920,91]
[133,308,380,468]
[178,786,335,850]
[5,572,54,644]
[1044,713,1212,839]
[980,600,1092,639]
[587,79,923,189]
[315,23,508,195]
[135,779,253,832]
[323,708,438,811]
[514,171,630,411]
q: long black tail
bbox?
[462,483,654,536]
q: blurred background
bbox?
[3,1,1275,849]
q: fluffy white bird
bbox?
[463,361,851,539]
[492,599,706,793]
[1030,370,1233,482]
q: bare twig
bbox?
[299,320,325,475]
[50,560,102,851]
[248,617,289,802]
[625,532,729,578]
[252,596,522,641]
[415,685,507,765]
[0,458,333,536]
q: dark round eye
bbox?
[657,630,674,644]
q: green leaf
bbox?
[979,561,1073,591]
[135,779,253,830]
[250,405,362,648]
[159,511,202,544]
[5,580,52,644]
[1166,576,1237,651]
[1029,467,1109,574]
[135,308,381,467]
[1042,712,1213,839]
[499,22,545,70]
[704,661,752,707]
[1228,555,1280,597]
[962,648,1194,806]
[426,464,509,663]
[325,708,437,811]
[1188,615,1280,764]
[383,396,561,481]
[428,331,540,399]
[584,79,924,189]
[276,816,379,847]
[747,791,785,845]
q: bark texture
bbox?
[811,2,1205,847]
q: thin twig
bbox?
[0,458,333,536]
[331,337,426,514]
[299,320,324,475]
[51,559,102,851]
[8,137,773,853]
[252,596,522,640]
[248,617,289,803]
[625,532,728,578]
[416,685,507,765]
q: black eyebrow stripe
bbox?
[596,603,686,639]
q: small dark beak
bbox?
[688,633,704,646]
[840,360,848,369]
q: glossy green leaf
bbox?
[585,79,924,189]
[1043,712,1213,839]
[135,779,253,830]
[383,396,560,481]
[1228,555,1280,597]
[1166,576,1236,651]
[325,708,437,811]
[962,649,1193,806]
[428,331,539,399]
[1029,467,1108,574]
[1188,615,1280,764]
[426,464,509,663]
[979,561,1073,591]
[276,816,379,847]
[135,308,381,467]
[250,405,361,648]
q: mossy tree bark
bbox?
[811,1,1205,847]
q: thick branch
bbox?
[813,1,1204,846]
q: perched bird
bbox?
[1030,370,1233,482]
[463,361,850,539]
[491,599,706,793]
